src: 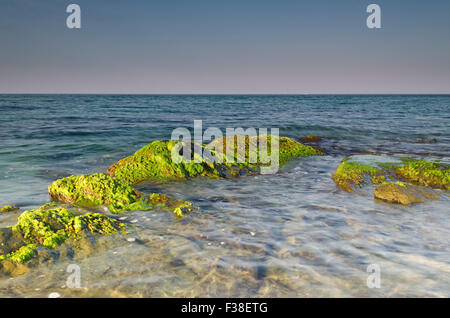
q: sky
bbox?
[0,0,449,94]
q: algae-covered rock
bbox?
[374,182,439,205]
[108,136,323,185]
[1,205,19,213]
[333,155,448,203]
[0,207,126,267]
[12,207,125,250]
[332,157,386,192]
[48,173,197,217]
[48,173,154,213]
[107,140,215,184]
[149,193,197,218]
[299,135,322,143]
[394,158,449,190]
[1,244,37,264]
[208,135,323,166]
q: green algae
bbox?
[172,201,196,218]
[149,193,198,217]
[107,140,218,184]
[107,136,323,185]
[1,205,19,213]
[4,207,125,264]
[48,173,197,217]
[278,136,323,162]
[333,155,449,193]
[332,158,386,192]
[71,213,126,236]
[395,158,449,190]
[3,244,37,263]
[13,208,74,249]
[48,173,154,213]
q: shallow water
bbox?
[0,95,449,297]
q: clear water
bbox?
[0,95,449,297]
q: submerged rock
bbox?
[332,157,386,192]
[148,193,197,217]
[393,158,449,190]
[299,135,322,143]
[0,206,125,271]
[0,205,19,213]
[107,136,323,185]
[333,155,447,205]
[374,182,439,205]
[13,207,125,250]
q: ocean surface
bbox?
[0,94,449,297]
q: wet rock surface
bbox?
[374,182,440,205]
[107,136,323,185]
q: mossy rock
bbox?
[0,207,125,268]
[107,140,213,184]
[149,193,197,217]
[333,155,449,195]
[48,173,197,217]
[394,158,449,190]
[374,182,439,205]
[1,205,19,213]
[107,136,323,185]
[208,135,323,165]
[12,207,125,249]
[332,157,386,192]
[48,173,154,213]
[299,135,322,143]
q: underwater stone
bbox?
[374,182,439,205]
[1,207,126,267]
[0,205,19,213]
[12,207,125,250]
[394,158,449,190]
[333,155,449,196]
[332,157,386,192]
[299,135,322,143]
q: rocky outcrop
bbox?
[107,136,324,185]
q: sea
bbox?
[0,94,448,297]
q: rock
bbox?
[13,207,126,250]
[332,157,386,192]
[0,228,25,256]
[0,207,126,269]
[332,155,449,192]
[48,173,154,213]
[149,193,197,218]
[374,182,439,205]
[0,205,19,213]
[0,259,30,277]
[299,135,322,143]
[48,174,197,217]
[394,158,449,190]
[107,136,323,185]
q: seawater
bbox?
[0,95,449,297]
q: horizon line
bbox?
[1,93,450,96]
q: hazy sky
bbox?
[0,0,449,93]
